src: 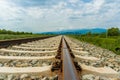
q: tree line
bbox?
[0,29,32,35]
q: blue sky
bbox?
[0,0,120,32]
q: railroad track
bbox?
[0,36,119,80]
[51,36,82,80]
[0,36,61,80]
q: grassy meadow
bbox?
[0,29,54,41]
[69,34,120,55]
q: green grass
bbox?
[0,34,51,41]
[69,35,120,55]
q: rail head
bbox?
[62,38,80,80]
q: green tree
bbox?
[108,27,119,36]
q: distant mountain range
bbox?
[42,28,107,34]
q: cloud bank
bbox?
[0,0,119,32]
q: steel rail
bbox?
[62,37,80,80]
[0,36,55,48]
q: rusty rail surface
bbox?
[0,36,55,48]
[62,37,81,80]
[51,36,81,80]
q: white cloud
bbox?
[26,7,45,19]
[93,0,105,11]
[0,0,24,21]
[68,0,79,3]
[81,0,105,14]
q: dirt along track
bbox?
[0,35,119,80]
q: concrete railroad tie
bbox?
[0,48,57,53]
[0,66,51,74]
[0,55,55,60]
